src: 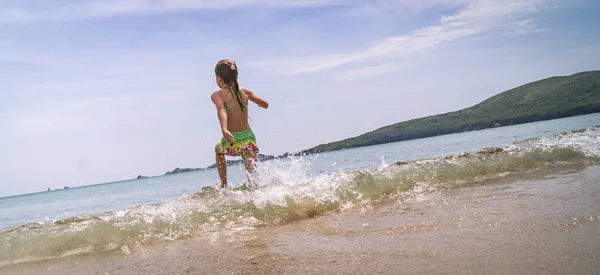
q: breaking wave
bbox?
[1,126,599,267]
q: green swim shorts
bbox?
[220,131,259,156]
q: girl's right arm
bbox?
[211,93,235,143]
[243,88,269,109]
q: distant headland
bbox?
[301,70,600,153]
[147,70,600,178]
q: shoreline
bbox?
[3,114,598,200]
[3,166,599,274]
[160,115,600,176]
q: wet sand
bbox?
[3,166,600,275]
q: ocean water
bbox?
[1,113,599,268]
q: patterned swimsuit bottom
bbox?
[220,130,259,156]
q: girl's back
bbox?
[216,87,252,132]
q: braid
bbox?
[229,79,247,117]
[215,59,249,119]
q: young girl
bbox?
[210,59,269,189]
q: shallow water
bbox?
[1,113,600,271]
[4,166,599,275]
[1,113,599,229]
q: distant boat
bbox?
[64,186,69,189]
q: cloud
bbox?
[440,0,553,23]
[338,64,399,80]
[251,0,555,77]
[502,19,549,35]
[250,23,478,75]
[0,0,353,22]
[337,56,432,80]
[338,0,471,18]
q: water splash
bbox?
[1,126,599,267]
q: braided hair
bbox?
[215,59,247,117]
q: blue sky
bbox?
[1,0,599,197]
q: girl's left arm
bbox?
[243,88,269,109]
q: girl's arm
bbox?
[211,93,235,143]
[242,88,269,109]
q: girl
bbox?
[210,59,269,189]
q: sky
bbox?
[1,0,600,197]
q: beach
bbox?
[1,115,599,274]
[3,0,599,273]
[3,165,599,275]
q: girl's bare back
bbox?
[213,87,252,133]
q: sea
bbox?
[1,113,600,274]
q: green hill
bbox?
[304,70,600,154]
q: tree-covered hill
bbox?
[304,70,600,153]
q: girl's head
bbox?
[214,59,238,88]
[214,59,248,115]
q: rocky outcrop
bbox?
[164,154,287,175]
[164,167,205,176]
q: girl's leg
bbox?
[215,143,228,188]
[242,150,258,187]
